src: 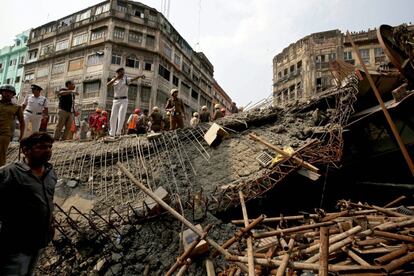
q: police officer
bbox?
[165,88,186,130]
[22,84,48,138]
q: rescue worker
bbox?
[79,117,89,141]
[88,108,101,139]
[199,105,211,123]
[106,68,144,137]
[127,108,141,134]
[190,112,200,128]
[221,108,226,117]
[54,80,78,141]
[136,109,149,134]
[22,84,48,138]
[163,111,171,131]
[149,106,163,132]
[212,103,223,121]
[0,85,24,166]
[165,88,186,130]
[96,110,109,139]
[0,132,56,275]
[230,102,239,114]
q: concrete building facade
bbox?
[21,0,231,124]
[0,30,30,96]
[272,27,392,106]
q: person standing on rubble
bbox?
[106,68,144,137]
[199,106,211,123]
[126,108,141,134]
[136,109,149,134]
[212,103,223,121]
[190,112,200,128]
[96,110,109,139]
[88,108,101,139]
[0,85,25,167]
[230,102,239,114]
[22,84,48,138]
[54,80,78,141]
[165,88,186,130]
[0,132,56,275]
[149,106,163,132]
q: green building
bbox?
[0,30,30,96]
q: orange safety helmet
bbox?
[134,108,141,114]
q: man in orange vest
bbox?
[127,108,140,134]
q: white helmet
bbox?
[201,106,208,111]
[193,112,199,117]
[153,106,159,111]
[214,104,221,109]
[170,88,179,95]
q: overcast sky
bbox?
[1,0,413,106]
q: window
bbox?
[172,75,179,87]
[6,78,12,84]
[181,81,190,96]
[128,31,143,43]
[19,56,25,65]
[126,55,139,68]
[24,73,34,81]
[328,53,336,61]
[113,27,125,40]
[37,67,49,78]
[56,40,69,51]
[95,3,110,15]
[9,59,17,66]
[146,35,155,48]
[76,10,91,22]
[52,63,65,74]
[28,50,38,60]
[182,62,190,75]
[0,63,2,69]
[283,68,288,76]
[117,3,127,13]
[290,65,295,73]
[141,86,151,103]
[174,54,181,66]
[84,81,100,98]
[277,72,282,78]
[191,88,199,100]
[72,33,88,46]
[40,44,54,56]
[158,64,170,81]
[15,76,20,83]
[87,53,104,66]
[68,57,84,71]
[133,7,145,18]
[359,49,370,64]
[91,29,106,41]
[144,61,152,71]
[344,51,352,60]
[297,60,302,70]
[374,47,384,57]
[111,54,122,65]
[163,42,172,59]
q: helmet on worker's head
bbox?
[170,88,179,96]
[134,108,141,114]
[201,105,208,111]
[31,84,43,91]
[102,110,108,115]
[153,106,159,112]
[166,111,171,116]
[0,84,16,95]
[214,104,221,109]
[193,112,199,117]
[96,108,102,113]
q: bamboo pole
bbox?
[373,230,414,243]
[253,221,335,239]
[276,238,295,276]
[319,226,329,276]
[227,256,379,272]
[374,245,408,265]
[346,31,414,176]
[116,162,249,273]
[381,252,414,274]
[249,133,319,172]
[166,224,212,276]
[384,195,407,208]
[239,191,255,276]
[342,248,371,266]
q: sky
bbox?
[1,0,413,106]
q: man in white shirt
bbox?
[106,68,144,137]
[22,85,48,137]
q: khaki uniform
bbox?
[0,102,23,166]
[150,112,163,132]
[165,97,185,130]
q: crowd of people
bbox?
[0,67,240,165]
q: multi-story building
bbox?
[272,26,410,106]
[21,0,231,125]
[212,80,232,113]
[0,30,30,96]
